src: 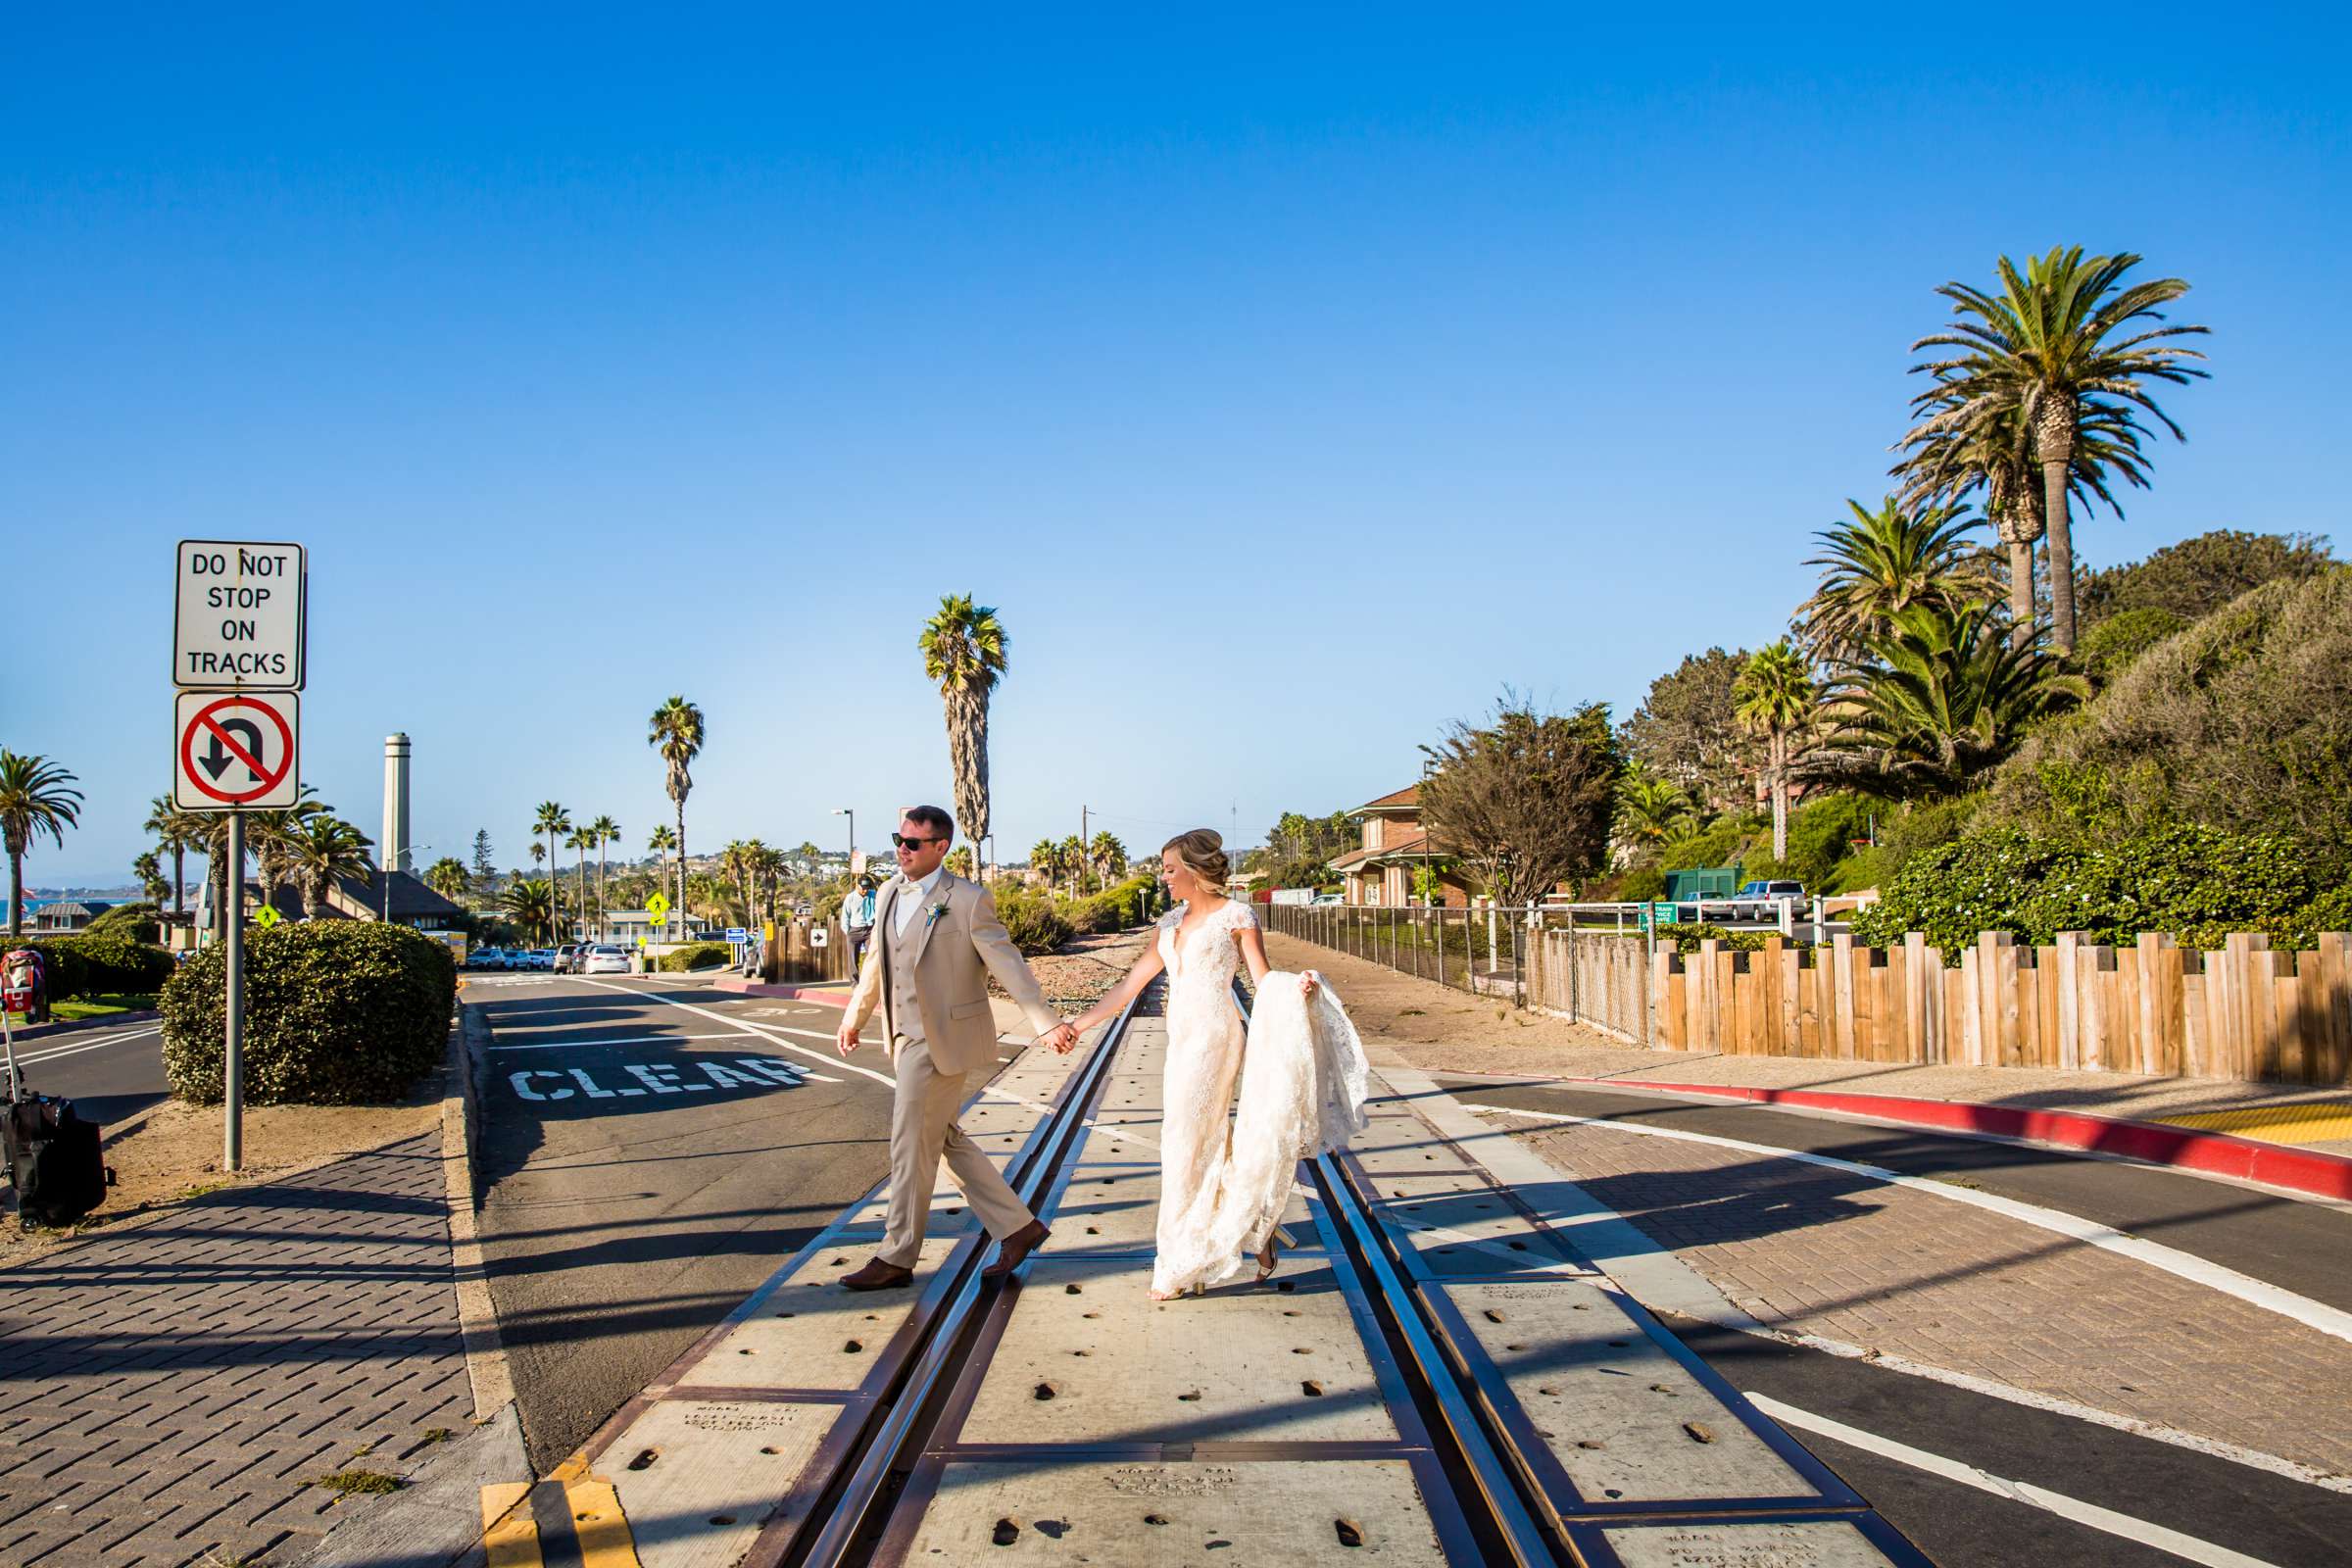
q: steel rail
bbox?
[790,984,1147,1568]
[1231,979,1564,1564]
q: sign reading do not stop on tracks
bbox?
[174,540,307,689]
[174,690,302,809]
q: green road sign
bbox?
[254,906,281,930]
[1651,901,1678,927]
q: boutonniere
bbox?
[924,899,951,928]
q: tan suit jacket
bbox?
[845,872,1060,1077]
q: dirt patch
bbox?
[0,1093,442,1271]
[1002,929,1156,1009]
[1264,931,1689,1079]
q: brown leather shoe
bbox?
[981,1218,1051,1280]
[839,1257,914,1291]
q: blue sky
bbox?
[8,7,2345,886]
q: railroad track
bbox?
[492,979,1932,1567]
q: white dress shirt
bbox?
[894,866,948,938]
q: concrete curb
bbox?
[294,1403,528,1568]
[710,975,852,1005]
[7,1007,162,1043]
[446,1006,515,1419]
[1554,1074,2352,1201]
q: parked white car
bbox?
[578,945,630,975]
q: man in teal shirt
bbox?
[842,874,879,973]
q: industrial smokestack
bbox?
[383,733,412,875]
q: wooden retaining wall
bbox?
[1531,930,2352,1087]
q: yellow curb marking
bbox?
[565,1477,642,1568]
[480,1482,539,1568]
[2152,1102,2352,1147]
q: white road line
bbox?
[12,1026,164,1065]
[1742,1320,2352,1496]
[569,979,900,1088]
[487,1031,760,1053]
[1745,1393,2290,1568]
[1470,1102,2352,1348]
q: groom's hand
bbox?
[835,1014,862,1055]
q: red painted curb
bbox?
[710,976,852,1007]
[1560,1075,2352,1202]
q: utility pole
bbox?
[1080,805,1089,897]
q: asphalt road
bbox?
[1442,1077,2352,1567]
[3,1017,170,1125]
[466,971,906,1472]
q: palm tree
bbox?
[1028,838,1061,888]
[1089,831,1127,891]
[500,878,556,944]
[1734,641,1818,861]
[1,753,83,940]
[244,787,331,906]
[1910,247,2209,652]
[647,697,705,941]
[144,796,205,919]
[1810,603,2088,800]
[132,851,169,905]
[288,815,376,917]
[721,839,753,925]
[1615,768,1696,857]
[1056,834,1086,900]
[587,814,620,938]
[424,856,470,902]
[533,802,571,938]
[1796,497,1996,662]
[1898,384,2153,648]
[918,596,1008,872]
[566,826,596,942]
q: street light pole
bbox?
[832,808,855,873]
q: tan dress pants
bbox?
[880,1037,1033,1267]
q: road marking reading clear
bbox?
[1745,1393,2290,1568]
[570,979,900,1088]
[1470,1102,2352,1347]
[508,1058,808,1102]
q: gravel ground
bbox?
[1020,928,1156,1007]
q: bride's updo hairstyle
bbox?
[1162,829,1230,895]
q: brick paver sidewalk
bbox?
[1494,1115,2352,1479]
[0,1134,472,1567]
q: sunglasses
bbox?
[892,832,945,850]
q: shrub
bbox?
[2078,607,2188,684]
[1664,921,1798,955]
[0,933,173,999]
[1981,569,2352,879]
[657,941,733,972]
[1062,874,1158,936]
[995,889,1072,956]
[1848,824,2349,956]
[86,903,162,944]
[160,921,457,1104]
[1615,863,1667,903]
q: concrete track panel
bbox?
[1380,1187,1592,1280]
[881,1456,1453,1566]
[953,1257,1399,1446]
[1431,1278,1857,1513]
[1043,1165,1316,1257]
[600,1398,837,1568]
[1573,1515,1919,1567]
[1351,1136,1479,1178]
[683,1237,964,1391]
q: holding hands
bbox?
[1037,1018,1081,1054]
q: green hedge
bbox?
[86,903,163,944]
[0,933,174,1000]
[1848,824,2352,956]
[159,921,457,1104]
[657,941,734,972]
[995,889,1072,956]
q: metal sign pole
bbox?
[224,808,245,1172]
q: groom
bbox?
[834,806,1075,1290]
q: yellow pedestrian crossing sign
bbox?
[254,906,281,929]
[646,893,670,919]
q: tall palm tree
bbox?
[1733,641,1818,860]
[424,856,470,902]
[1796,497,1996,662]
[587,814,620,939]
[565,826,596,942]
[1028,838,1061,888]
[918,596,1008,873]
[144,796,205,919]
[1898,383,2153,648]
[1089,831,1127,891]
[500,877,555,945]
[1911,247,2209,652]
[1,752,83,940]
[1810,603,2088,799]
[244,787,331,907]
[288,815,376,918]
[1056,834,1086,900]
[132,851,169,905]
[648,697,705,941]
[533,802,571,939]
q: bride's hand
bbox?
[1298,970,1320,998]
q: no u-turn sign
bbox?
[174,690,302,809]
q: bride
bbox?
[1054,829,1371,1299]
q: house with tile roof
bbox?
[1324,784,1481,907]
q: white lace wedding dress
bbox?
[1150,900,1373,1296]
